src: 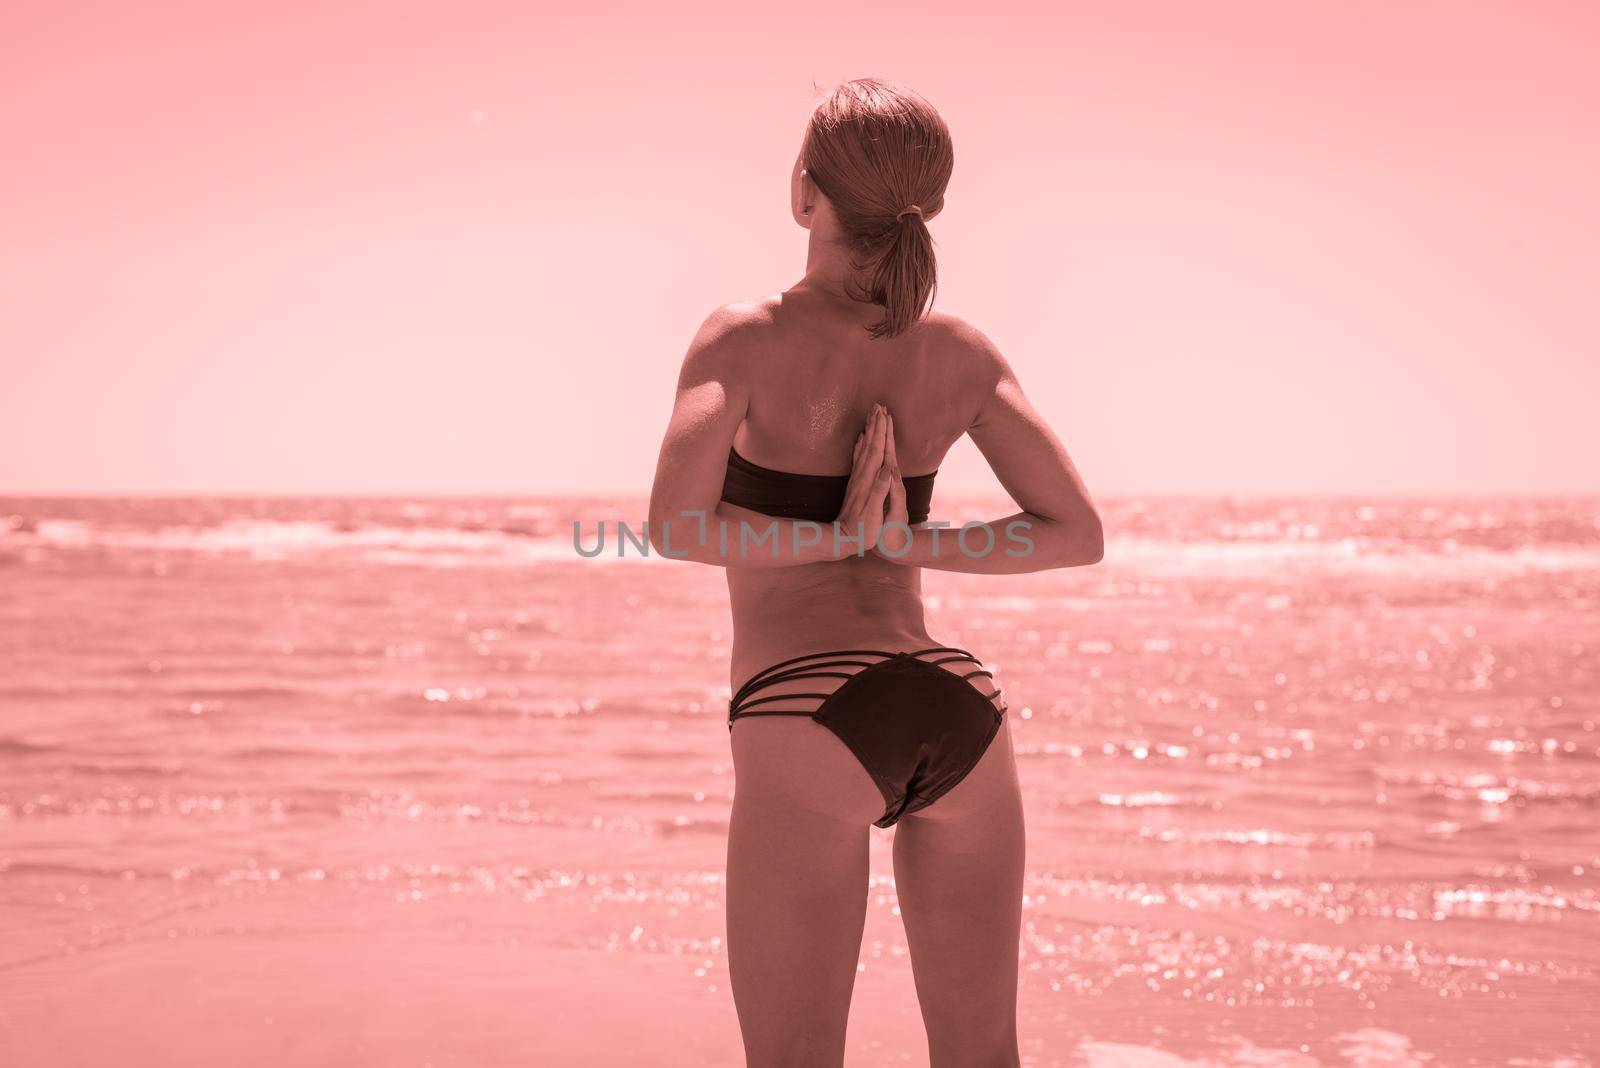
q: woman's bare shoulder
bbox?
[677,298,782,382]
[922,308,1008,388]
[695,298,780,342]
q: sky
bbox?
[3,1,1597,497]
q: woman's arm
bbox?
[646,306,896,568]
[878,323,1103,574]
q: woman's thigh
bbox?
[890,716,1025,1065]
[725,718,883,1063]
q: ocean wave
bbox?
[1136,827,1377,849]
[1075,1029,1455,1068]
[1025,871,1600,923]
[1104,536,1600,578]
[17,517,537,555]
[0,736,57,756]
[4,516,660,567]
[9,513,1600,576]
[1375,768,1600,805]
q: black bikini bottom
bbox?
[727,646,1007,828]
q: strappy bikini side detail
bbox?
[731,658,892,702]
[734,649,911,696]
[728,646,1007,726]
[727,644,1011,828]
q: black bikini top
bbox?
[720,446,937,525]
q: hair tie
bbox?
[895,204,924,222]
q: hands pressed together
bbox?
[834,403,913,560]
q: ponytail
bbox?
[857,211,938,340]
[802,79,954,340]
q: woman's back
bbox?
[730,289,990,477]
[720,289,998,690]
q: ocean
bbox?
[1,495,1596,1066]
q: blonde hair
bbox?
[802,78,955,339]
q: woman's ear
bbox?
[791,164,816,229]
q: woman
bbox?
[648,78,1103,1067]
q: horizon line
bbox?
[3,488,1598,502]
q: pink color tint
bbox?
[1,3,1597,1066]
[2,495,1597,1064]
[3,3,1598,495]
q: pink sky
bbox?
[3,2,1596,497]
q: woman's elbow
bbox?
[1078,511,1105,565]
[646,500,675,556]
[648,501,708,560]
[647,509,683,557]
[1048,509,1103,569]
